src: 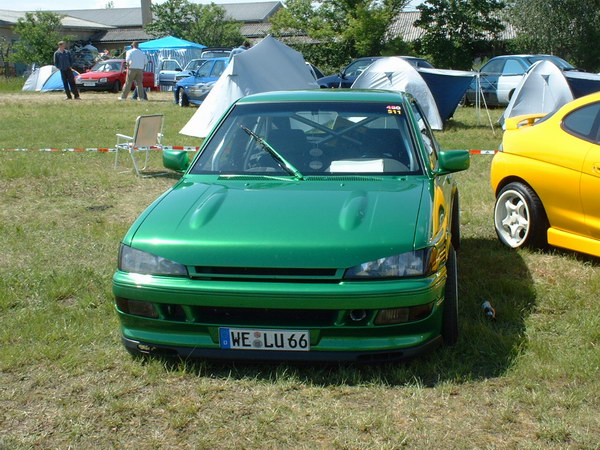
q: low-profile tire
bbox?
[112,80,121,93]
[178,88,189,107]
[494,182,548,249]
[451,194,461,252]
[442,244,458,346]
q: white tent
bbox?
[500,60,573,129]
[350,57,443,130]
[180,35,319,138]
[22,65,58,91]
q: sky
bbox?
[0,0,423,11]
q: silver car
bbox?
[465,54,575,106]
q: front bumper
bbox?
[113,269,448,361]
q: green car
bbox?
[113,90,470,362]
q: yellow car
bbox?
[491,92,600,257]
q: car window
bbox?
[184,59,205,71]
[196,61,214,77]
[162,60,180,71]
[528,56,574,70]
[503,59,525,75]
[480,59,505,74]
[343,59,375,78]
[210,61,225,77]
[409,101,439,170]
[562,102,600,143]
[190,101,422,176]
[93,61,121,72]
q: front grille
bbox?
[159,305,337,327]
[194,266,337,277]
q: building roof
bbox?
[388,11,516,42]
[53,2,283,27]
[0,9,113,29]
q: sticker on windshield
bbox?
[387,105,402,115]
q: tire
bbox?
[178,89,189,107]
[494,182,548,249]
[451,194,461,252]
[442,244,458,346]
[112,80,121,93]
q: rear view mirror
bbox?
[163,150,190,173]
[437,150,470,174]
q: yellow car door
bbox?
[581,143,600,239]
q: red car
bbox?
[75,59,155,93]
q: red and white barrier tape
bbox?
[0,146,200,153]
[1,147,498,154]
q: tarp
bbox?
[138,36,206,89]
[418,68,475,122]
[351,57,443,130]
[22,65,57,91]
[138,36,205,51]
[180,35,319,138]
[500,60,574,128]
[564,71,600,98]
[40,69,79,92]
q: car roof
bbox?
[237,89,410,104]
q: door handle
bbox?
[593,163,600,174]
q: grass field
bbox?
[1,87,599,448]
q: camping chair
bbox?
[115,114,164,177]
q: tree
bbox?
[509,0,600,72]
[10,11,72,66]
[145,0,244,48]
[270,0,409,71]
[0,36,13,77]
[414,0,506,69]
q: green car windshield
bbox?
[190,101,423,176]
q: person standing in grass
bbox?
[53,41,80,100]
[119,41,147,101]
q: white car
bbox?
[465,54,575,105]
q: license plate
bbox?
[219,328,310,351]
[83,82,96,86]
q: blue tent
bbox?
[40,69,79,91]
[138,36,205,51]
[418,69,475,122]
[564,71,600,98]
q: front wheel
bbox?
[494,182,548,249]
[112,80,121,93]
[178,88,189,107]
[442,244,458,346]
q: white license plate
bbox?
[83,82,96,86]
[219,328,310,351]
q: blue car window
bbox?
[190,102,422,176]
[210,61,225,77]
[562,102,600,143]
[503,59,525,75]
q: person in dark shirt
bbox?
[53,41,80,100]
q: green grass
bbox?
[1,92,599,448]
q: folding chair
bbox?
[115,114,164,177]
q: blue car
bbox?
[174,57,229,106]
[317,56,433,88]
[465,54,575,105]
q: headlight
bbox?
[99,77,107,83]
[75,78,83,84]
[118,244,188,276]
[344,249,435,279]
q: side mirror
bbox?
[175,68,182,72]
[163,150,190,173]
[437,150,470,174]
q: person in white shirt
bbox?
[119,41,148,101]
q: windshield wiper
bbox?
[240,125,304,180]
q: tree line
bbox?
[3,0,599,76]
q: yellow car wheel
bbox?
[494,182,548,249]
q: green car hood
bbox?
[128,178,431,269]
